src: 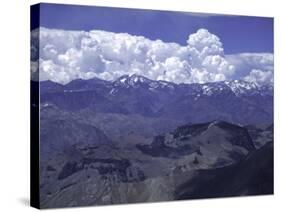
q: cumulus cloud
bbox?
[243,69,273,86]
[31,27,273,85]
[226,53,273,85]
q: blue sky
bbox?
[36,3,273,54]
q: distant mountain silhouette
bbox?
[39,75,273,124]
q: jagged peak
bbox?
[40,76,273,97]
[115,74,151,84]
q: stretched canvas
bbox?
[30,3,274,209]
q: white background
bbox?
[0,0,279,211]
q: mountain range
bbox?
[35,75,273,208]
[40,74,273,125]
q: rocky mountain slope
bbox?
[36,75,273,208]
[39,119,272,208]
[40,75,273,125]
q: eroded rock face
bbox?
[40,141,273,208]
[39,118,273,208]
[57,157,140,183]
[137,121,255,168]
[175,142,273,200]
[38,77,273,208]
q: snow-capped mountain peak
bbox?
[224,80,260,96]
[114,74,176,90]
[200,82,229,96]
[114,74,152,87]
[41,75,273,99]
[40,76,273,124]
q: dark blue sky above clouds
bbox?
[38,3,273,54]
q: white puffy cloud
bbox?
[187,28,224,59]
[226,53,273,85]
[185,29,235,83]
[243,69,273,86]
[31,27,273,85]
